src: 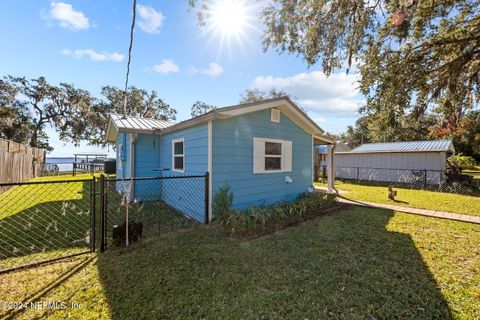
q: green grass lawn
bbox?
[1,207,479,319]
[315,181,480,216]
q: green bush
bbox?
[215,192,337,236]
[212,182,233,218]
[448,153,477,170]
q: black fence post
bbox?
[423,170,427,190]
[99,174,106,252]
[90,176,96,253]
[204,171,209,224]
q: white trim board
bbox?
[207,121,213,222]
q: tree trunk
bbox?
[30,125,40,148]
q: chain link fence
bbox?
[316,165,480,196]
[100,174,207,250]
[0,179,95,273]
[0,172,208,273]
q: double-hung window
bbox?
[172,138,184,172]
[265,141,282,170]
[253,138,292,173]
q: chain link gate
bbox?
[97,173,209,252]
[0,178,96,274]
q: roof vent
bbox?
[271,108,280,123]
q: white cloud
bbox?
[153,59,180,74]
[48,2,89,31]
[199,62,224,77]
[137,4,164,33]
[202,62,223,76]
[62,49,124,62]
[252,71,362,116]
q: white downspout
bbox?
[327,142,336,193]
[130,133,137,198]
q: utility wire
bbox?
[122,0,137,119]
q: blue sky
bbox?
[0,0,363,157]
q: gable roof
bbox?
[339,140,455,154]
[106,97,333,144]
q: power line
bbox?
[122,0,137,118]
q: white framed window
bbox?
[172,138,185,173]
[253,137,292,174]
[271,108,280,123]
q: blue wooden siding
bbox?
[212,109,312,210]
[158,124,208,222]
[114,109,313,222]
[132,134,161,201]
[158,124,208,175]
[115,128,207,222]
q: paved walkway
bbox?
[315,186,480,224]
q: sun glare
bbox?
[203,0,257,54]
[210,0,248,36]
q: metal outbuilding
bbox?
[334,140,455,184]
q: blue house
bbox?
[105,97,335,223]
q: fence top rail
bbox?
[0,178,94,187]
[333,166,446,173]
[105,174,207,182]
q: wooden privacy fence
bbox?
[0,138,46,184]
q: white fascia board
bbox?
[158,113,217,134]
[313,134,335,145]
[218,100,287,117]
[110,127,158,141]
[136,98,327,139]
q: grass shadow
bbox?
[0,255,95,320]
[96,207,453,319]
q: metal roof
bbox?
[347,140,454,153]
[110,114,174,131]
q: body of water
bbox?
[46,158,75,171]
